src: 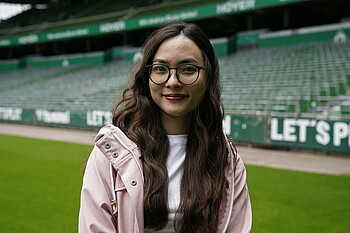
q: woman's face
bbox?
[148,34,206,130]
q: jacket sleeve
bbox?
[226,154,252,233]
[79,146,117,233]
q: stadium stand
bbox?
[0,41,349,117]
[0,60,132,111]
[221,41,350,117]
[1,0,349,153]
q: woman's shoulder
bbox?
[94,124,128,143]
[94,124,117,143]
[93,124,139,155]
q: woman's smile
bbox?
[162,93,189,100]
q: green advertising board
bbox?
[0,107,112,129]
[2,107,348,153]
[270,117,350,153]
[0,0,307,48]
[224,114,266,144]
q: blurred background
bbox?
[0,1,350,232]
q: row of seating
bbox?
[0,41,349,118]
[220,41,350,117]
[0,61,132,111]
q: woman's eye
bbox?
[153,66,167,73]
[182,66,197,73]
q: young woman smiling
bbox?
[79,21,252,233]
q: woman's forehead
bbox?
[153,35,203,64]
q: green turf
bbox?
[0,134,92,233]
[247,166,350,233]
[0,134,349,233]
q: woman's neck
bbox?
[161,113,190,135]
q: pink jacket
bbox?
[79,125,252,233]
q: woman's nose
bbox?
[165,69,182,87]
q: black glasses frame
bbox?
[145,63,206,85]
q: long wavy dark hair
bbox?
[113,21,232,232]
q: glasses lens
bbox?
[149,64,168,84]
[177,64,199,84]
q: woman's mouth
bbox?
[163,93,188,100]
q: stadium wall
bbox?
[258,22,350,47]
[0,107,349,153]
[26,51,106,67]
[211,37,237,57]
[0,59,26,71]
[0,37,233,70]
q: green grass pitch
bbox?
[0,134,349,233]
[0,134,91,233]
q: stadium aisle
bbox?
[1,123,349,176]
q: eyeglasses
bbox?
[145,63,206,85]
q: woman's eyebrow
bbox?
[153,59,169,64]
[152,58,199,64]
[179,58,199,64]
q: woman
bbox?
[79,21,252,233]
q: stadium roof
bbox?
[1,0,312,48]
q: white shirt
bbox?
[145,134,187,233]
